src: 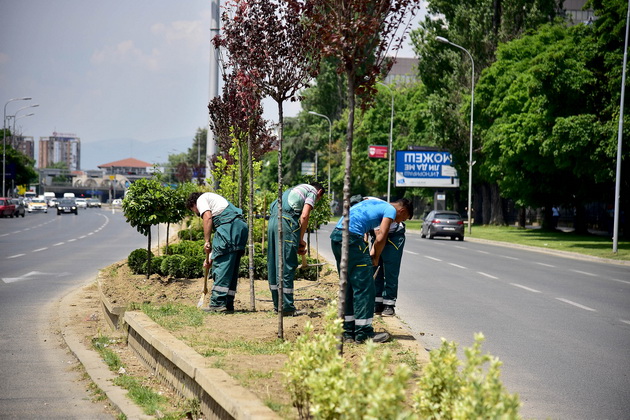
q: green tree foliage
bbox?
[0,142,37,187]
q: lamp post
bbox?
[308,111,332,200]
[378,82,395,201]
[11,104,39,147]
[3,97,32,196]
[436,36,475,235]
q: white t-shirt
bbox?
[196,192,228,218]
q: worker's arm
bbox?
[297,204,314,255]
[202,210,214,268]
[370,217,393,265]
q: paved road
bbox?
[0,208,149,419]
[314,224,630,420]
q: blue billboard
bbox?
[395,150,459,188]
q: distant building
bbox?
[563,0,594,25]
[98,157,154,177]
[11,135,35,160]
[384,57,419,85]
[38,132,81,171]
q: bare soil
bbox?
[67,253,427,419]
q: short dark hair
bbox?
[395,197,413,219]
[186,192,203,210]
[310,181,325,195]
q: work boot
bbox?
[381,305,395,317]
[374,302,384,315]
[203,305,228,313]
[356,331,390,344]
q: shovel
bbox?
[197,253,211,309]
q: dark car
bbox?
[57,198,78,215]
[11,198,26,217]
[421,210,465,241]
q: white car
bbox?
[75,198,88,209]
[27,199,48,213]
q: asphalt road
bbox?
[0,207,149,419]
[314,223,630,420]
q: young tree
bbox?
[216,0,321,339]
[310,0,420,334]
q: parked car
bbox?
[420,210,465,241]
[0,197,16,217]
[57,198,78,215]
[111,198,122,207]
[75,198,88,209]
[87,198,102,208]
[27,199,48,213]
[11,198,26,217]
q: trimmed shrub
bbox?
[239,243,268,280]
[177,228,204,241]
[128,248,153,275]
[146,255,164,276]
[164,240,204,257]
[180,256,203,279]
[161,255,186,278]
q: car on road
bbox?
[27,199,48,213]
[0,197,16,217]
[87,198,101,208]
[11,198,26,217]
[75,198,88,209]
[57,198,78,215]
[420,210,465,241]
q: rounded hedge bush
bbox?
[128,248,153,274]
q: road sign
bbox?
[395,150,460,188]
[368,145,388,158]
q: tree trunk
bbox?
[248,125,256,312]
[238,141,244,209]
[481,183,491,225]
[541,204,554,230]
[146,227,152,279]
[166,223,170,254]
[518,207,526,228]
[574,204,588,234]
[338,72,356,353]
[277,101,285,340]
[489,183,505,225]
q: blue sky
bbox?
[1,1,425,169]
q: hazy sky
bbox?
[1,1,425,150]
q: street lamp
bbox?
[10,104,39,147]
[308,111,332,200]
[436,36,475,235]
[3,97,32,196]
[378,82,395,201]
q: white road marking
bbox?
[478,272,499,279]
[68,239,76,242]
[449,263,467,269]
[477,250,490,254]
[7,253,25,259]
[53,242,64,246]
[556,298,597,312]
[33,247,47,252]
[404,250,419,255]
[424,256,442,262]
[612,278,630,285]
[570,269,597,277]
[511,283,541,293]
[620,320,630,326]
[501,255,519,260]
[536,262,555,268]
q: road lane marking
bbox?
[424,256,442,262]
[68,238,77,242]
[449,263,467,269]
[33,247,48,252]
[501,255,519,260]
[454,245,467,250]
[511,283,541,293]
[556,298,597,312]
[620,320,630,326]
[476,250,490,254]
[536,262,555,268]
[478,272,499,279]
[53,242,64,246]
[404,250,419,255]
[7,254,25,259]
[570,269,597,277]
[612,278,630,285]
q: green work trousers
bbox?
[210,204,248,309]
[375,227,406,308]
[267,199,300,312]
[330,228,375,342]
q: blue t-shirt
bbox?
[335,199,396,236]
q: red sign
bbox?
[368,145,388,158]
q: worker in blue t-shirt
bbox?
[330,197,413,343]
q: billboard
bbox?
[395,150,459,188]
[368,145,388,158]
